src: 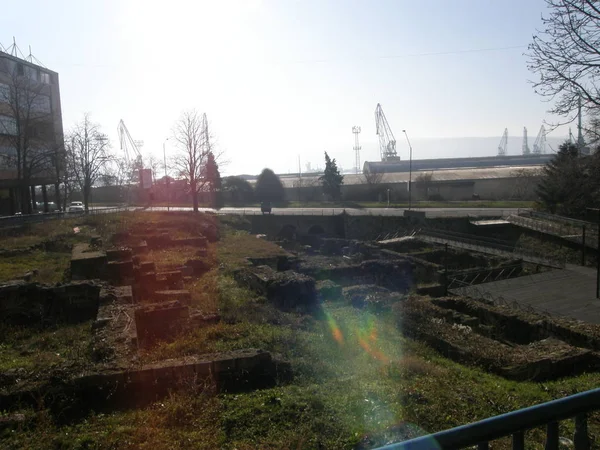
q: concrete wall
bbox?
[282,175,540,202]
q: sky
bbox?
[1,0,570,176]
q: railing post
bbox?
[574,413,590,450]
[582,225,586,266]
[545,421,559,450]
[512,431,525,450]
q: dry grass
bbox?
[382,355,449,380]
[0,251,70,284]
[144,246,205,271]
[217,229,288,269]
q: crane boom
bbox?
[374,103,400,162]
[117,119,143,167]
[497,128,508,156]
[533,125,546,154]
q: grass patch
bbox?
[6,298,600,448]
[0,321,93,372]
[217,228,288,269]
[0,251,70,284]
[5,211,600,448]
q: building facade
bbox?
[0,49,64,214]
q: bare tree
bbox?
[0,66,57,213]
[65,114,111,212]
[363,171,383,186]
[527,1,600,122]
[147,154,162,183]
[510,168,543,200]
[172,110,223,212]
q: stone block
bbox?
[106,248,133,262]
[180,265,194,277]
[140,261,156,273]
[158,270,183,284]
[132,241,149,254]
[106,260,134,283]
[71,244,107,280]
[316,280,342,300]
[0,281,100,325]
[234,266,317,310]
[185,259,212,276]
[134,302,189,348]
[172,237,207,248]
[213,356,237,373]
[154,290,191,305]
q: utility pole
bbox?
[298,155,301,203]
[163,139,169,211]
[577,94,586,155]
[589,208,600,299]
[522,127,530,155]
[402,130,413,210]
[352,126,361,174]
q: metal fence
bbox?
[376,387,598,449]
[509,212,598,250]
[0,206,131,228]
[417,228,566,268]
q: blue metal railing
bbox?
[375,388,600,449]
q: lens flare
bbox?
[357,316,389,362]
[325,311,344,344]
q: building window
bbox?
[40,72,50,84]
[0,146,17,169]
[0,83,9,103]
[31,95,51,114]
[24,66,38,82]
[17,63,24,76]
[0,115,17,136]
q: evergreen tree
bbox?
[223,176,254,205]
[204,151,222,208]
[536,141,598,217]
[255,168,285,203]
[320,152,344,201]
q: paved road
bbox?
[143,206,525,218]
[0,206,526,226]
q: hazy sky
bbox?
[1,0,568,175]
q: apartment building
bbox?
[0,48,64,214]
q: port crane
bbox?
[497,128,508,156]
[117,120,152,188]
[532,125,547,154]
[375,103,400,162]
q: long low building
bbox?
[363,154,553,173]
[249,165,543,202]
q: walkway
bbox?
[451,265,600,324]
[415,229,565,268]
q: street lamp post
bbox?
[163,139,169,212]
[402,130,413,210]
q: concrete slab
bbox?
[71,244,107,280]
[452,265,600,324]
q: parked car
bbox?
[261,201,272,214]
[68,201,84,213]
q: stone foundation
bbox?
[0,281,100,325]
[71,244,107,280]
[234,266,317,310]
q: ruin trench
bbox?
[398,297,600,381]
[0,227,286,419]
